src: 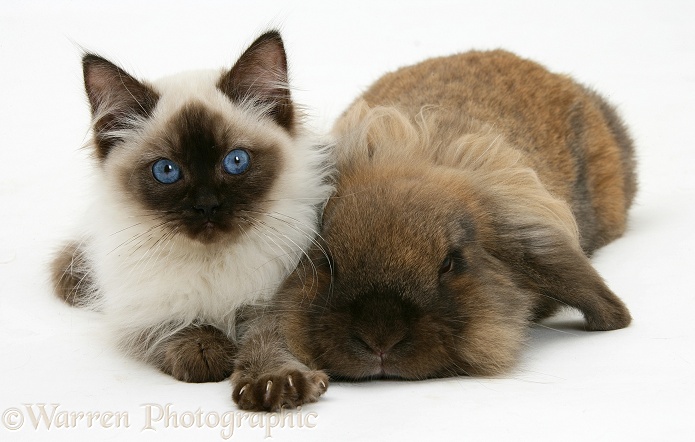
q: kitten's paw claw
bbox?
[232,369,328,411]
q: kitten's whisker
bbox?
[532,322,579,336]
[107,220,170,255]
[240,216,298,273]
[240,209,334,299]
[249,209,329,254]
[124,221,175,258]
[138,225,180,279]
[120,221,176,281]
[109,222,146,236]
[241,213,312,283]
[250,217,320,296]
[253,196,333,204]
[239,209,329,269]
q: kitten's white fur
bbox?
[77,70,333,359]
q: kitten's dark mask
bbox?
[81,31,294,244]
[129,103,281,244]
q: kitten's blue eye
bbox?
[152,159,181,184]
[223,149,250,175]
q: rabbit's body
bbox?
[351,50,636,253]
[231,50,635,411]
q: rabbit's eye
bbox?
[439,255,455,275]
[439,250,466,277]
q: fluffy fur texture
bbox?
[231,49,636,410]
[50,32,333,383]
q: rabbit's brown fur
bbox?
[231,50,635,411]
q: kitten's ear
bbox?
[82,54,159,159]
[217,31,295,131]
[490,212,632,331]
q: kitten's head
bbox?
[83,32,305,245]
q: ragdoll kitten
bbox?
[50,31,332,383]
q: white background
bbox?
[1,1,694,440]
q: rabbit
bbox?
[230,49,636,411]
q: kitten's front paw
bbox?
[232,369,328,411]
[159,325,236,383]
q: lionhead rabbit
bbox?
[231,50,636,411]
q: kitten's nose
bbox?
[193,195,220,217]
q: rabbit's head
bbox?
[279,106,631,380]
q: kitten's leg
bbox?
[152,324,237,383]
[231,313,328,411]
[51,240,94,307]
[52,243,235,382]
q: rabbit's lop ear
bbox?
[484,193,632,331]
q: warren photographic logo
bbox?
[2,404,129,431]
[2,403,318,439]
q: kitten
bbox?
[50,31,333,383]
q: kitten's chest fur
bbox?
[87,192,290,334]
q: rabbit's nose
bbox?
[353,333,405,361]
